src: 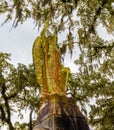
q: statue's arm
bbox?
[62,66,70,91]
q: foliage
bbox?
[0,0,114,129]
[68,70,114,129]
[0,52,39,130]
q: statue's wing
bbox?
[32,36,44,87]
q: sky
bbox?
[0,17,113,72]
[0,19,113,68]
[0,18,79,73]
[0,19,37,65]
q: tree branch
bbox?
[89,0,108,34]
[1,83,14,130]
[29,109,33,130]
[0,104,6,121]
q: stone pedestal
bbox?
[33,95,90,130]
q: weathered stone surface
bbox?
[33,35,70,98]
[33,95,90,130]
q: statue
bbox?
[32,30,70,99]
[32,26,90,130]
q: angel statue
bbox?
[32,24,70,100]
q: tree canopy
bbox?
[0,0,114,130]
[0,52,40,129]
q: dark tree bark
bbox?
[1,84,14,130]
